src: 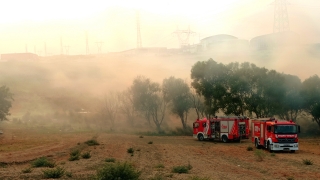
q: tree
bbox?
[118,89,136,126]
[101,92,119,130]
[0,85,13,121]
[190,88,206,119]
[162,77,192,130]
[191,59,229,117]
[301,75,320,129]
[130,76,166,132]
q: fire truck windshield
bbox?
[274,125,297,134]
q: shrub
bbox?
[254,149,266,162]
[172,165,189,174]
[96,162,141,180]
[303,159,313,165]
[43,167,65,179]
[287,177,294,180]
[32,157,55,168]
[189,176,210,180]
[139,135,144,138]
[82,152,91,159]
[127,147,134,154]
[105,158,116,163]
[155,164,165,168]
[148,141,153,144]
[246,146,253,151]
[21,167,33,173]
[65,171,73,178]
[69,149,81,161]
[85,139,100,146]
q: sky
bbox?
[0,0,319,55]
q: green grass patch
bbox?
[21,167,33,173]
[105,157,116,163]
[254,149,266,162]
[42,166,65,179]
[246,146,253,151]
[31,157,55,168]
[172,163,192,174]
[85,139,100,146]
[81,152,91,159]
[96,162,141,180]
[69,149,81,161]
[303,159,313,165]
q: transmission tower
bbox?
[96,41,103,54]
[86,31,90,55]
[64,46,70,55]
[136,11,142,49]
[273,0,290,33]
[174,26,195,48]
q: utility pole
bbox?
[60,36,63,55]
[96,41,103,54]
[136,11,142,49]
[86,31,89,55]
[273,0,290,33]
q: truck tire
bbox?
[267,142,273,152]
[255,139,261,149]
[222,135,228,143]
[198,134,204,141]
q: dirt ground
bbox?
[1,125,320,180]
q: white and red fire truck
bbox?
[193,116,249,142]
[252,118,300,152]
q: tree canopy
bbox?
[0,85,13,121]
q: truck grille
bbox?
[277,138,295,143]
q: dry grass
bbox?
[0,126,320,180]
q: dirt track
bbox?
[1,126,320,180]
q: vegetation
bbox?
[21,167,32,173]
[127,147,134,154]
[0,85,13,121]
[69,149,81,161]
[148,141,153,144]
[254,149,266,162]
[42,167,65,179]
[172,165,190,174]
[85,139,100,146]
[105,157,116,163]
[247,146,253,151]
[302,159,313,165]
[31,157,55,168]
[96,162,141,180]
[81,151,91,159]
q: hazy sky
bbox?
[0,0,319,55]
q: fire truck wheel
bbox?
[255,139,261,149]
[198,134,204,141]
[222,135,228,143]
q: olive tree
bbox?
[0,85,13,121]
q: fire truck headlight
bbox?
[294,144,298,147]
[274,144,279,148]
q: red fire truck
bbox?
[193,116,249,142]
[252,118,300,152]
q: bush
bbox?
[82,152,91,159]
[148,141,153,144]
[127,148,134,154]
[32,157,55,168]
[85,139,100,146]
[189,176,210,180]
[247,146,253,151]
[172,165,189,174]
[21,167,33,173]
[254,149,266,162]
[43,167,65,179]
[303,159,313,165]
[96,162,141,180]
[105,158,116,163]
[69,149,81,161]
[139,135,144,138]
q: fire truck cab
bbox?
[252,118,300,152]
[193,116,249,143]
